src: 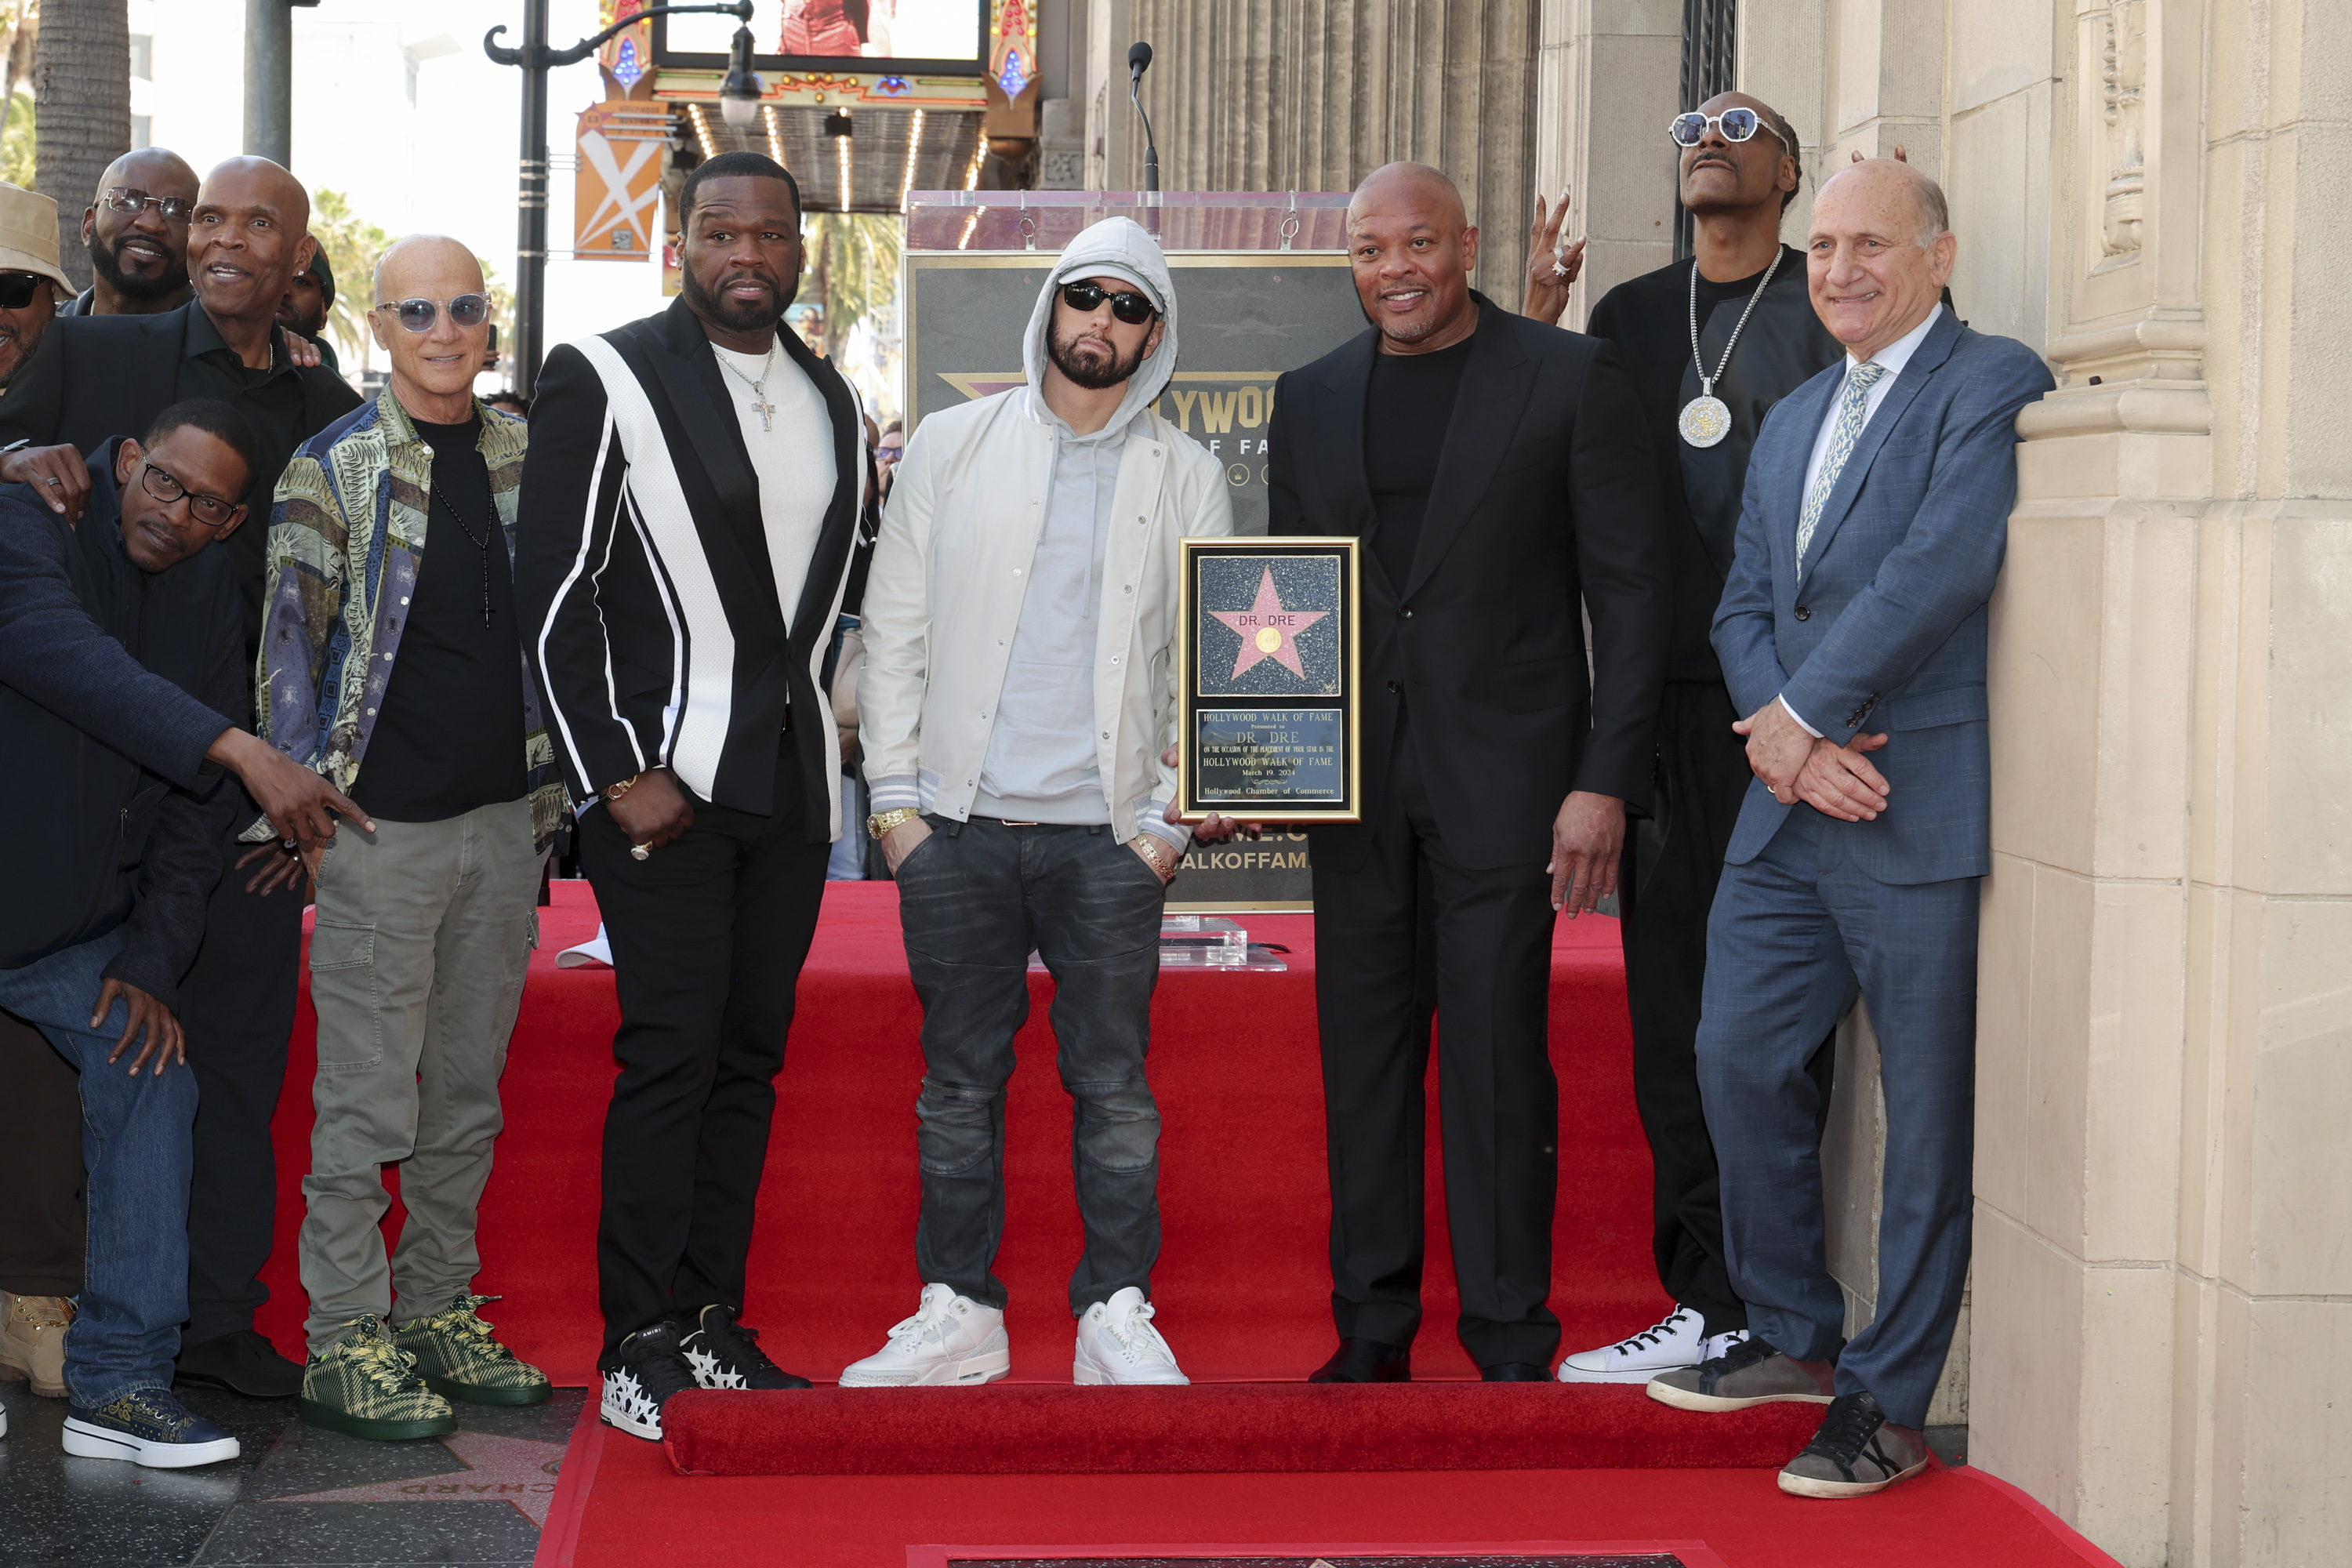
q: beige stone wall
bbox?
[1082,0,1544,304]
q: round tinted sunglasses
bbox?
[101,187,195,223]
[1668,107,1788,151]
[1059,280,1156,325]
[381,294,491,333]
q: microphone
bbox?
[1128,41,1160,198]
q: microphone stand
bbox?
[1128,41,1160,234]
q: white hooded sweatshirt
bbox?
[858,217,1236,845]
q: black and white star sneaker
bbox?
[598,1319,698,1442]
[679,1304,812,1391]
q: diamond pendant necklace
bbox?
[717,341,779,433]
[1677,248,1784,449]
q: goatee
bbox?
[682,266,798,336]
[88,232,187,302]
[1048,322,1149,390]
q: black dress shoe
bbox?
[1308,1338,1411,1383]
[176,1328,305,1399]
[1479,1360,1554,1382]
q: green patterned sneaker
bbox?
[394,1293,551,1407]
[299,1315,457,1441]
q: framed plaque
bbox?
[1176,536,1361,823]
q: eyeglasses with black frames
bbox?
[101,187,195,224]
[140,459,241,530]
[1059,281,1157,326]
[1668,108,1788,151]
[381,294,491,334]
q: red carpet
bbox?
[659,1383,1824,1475]
[258,880,1672,1391]
[545,1400,2127,1568]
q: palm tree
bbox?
[31,0,124,291]
[0,2,39,154]
[803,212,900,364]
[309,188,392,372]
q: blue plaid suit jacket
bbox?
[1711,309,2055,885]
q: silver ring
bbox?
[630,842,652,862]
[43,476,59,485]
[1552,260,1570,278]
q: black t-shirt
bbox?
[1588,252,1795,682]
[1362,333,1475,590]
[351,414,528,822]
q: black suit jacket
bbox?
[0,299,363,708]
[1268,296,1670,872]
[514,298,865,834]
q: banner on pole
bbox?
[573,102,670,260]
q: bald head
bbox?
[1349,162,1467,230]
[93,147,198,209]
[375,234,484,306]
[1816,158,1948,246]
[189,157,317,329]
[1346,162,1481,354]
[1806,157,1956,360]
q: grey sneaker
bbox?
[1646,1332,1835,1412]
[1778,1390,1930,1498]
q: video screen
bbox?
[666,0,985,66]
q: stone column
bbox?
[1534,0,1682,326]
[1972,0,2352,1563]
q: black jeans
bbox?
[895,817,1168,1316]
[580,746,830,1356]
[180,810,307,1343]
[1310,720,1563,1370]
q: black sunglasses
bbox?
[139,459,241,530]
[0,271,49,310]
[1060,280,1156,326]
[381,293,491,334]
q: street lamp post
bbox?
[485,0,764,395]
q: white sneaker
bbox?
[837,1284,1010,1388]
[1557,1305,1730,1384]
[1073,1287,1189,1385]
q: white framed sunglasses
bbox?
[379,293,491,333]
[1668,107,1788,151]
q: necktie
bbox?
[1796,360,1889,571]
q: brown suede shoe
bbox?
[1778,1389,1931,1498]
[0,1291,71,1398]
[1646,1332,1835,1413]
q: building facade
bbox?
[1062,2,2350,1563]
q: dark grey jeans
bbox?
[895,815,1168,1316]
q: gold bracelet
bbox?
[604,772,642,800]
[866,808,921,840]
[1134,834,1177,876]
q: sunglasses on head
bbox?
[1059,280,1156,326]
[381,294,491,333]
[0,271,48,310]
[1668,107,1787,151]
[101,187,195,223]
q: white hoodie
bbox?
[858,218,1236,844]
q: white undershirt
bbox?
[1780,303,1943,738]
[711,339,835,631]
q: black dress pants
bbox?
[1310,720,1563,1370]
[580,742,830,1357]
[1618,681,1833,1337]
[179,811,307,1344]
[0,1006,85,1298]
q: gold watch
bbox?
[867,808,921,840]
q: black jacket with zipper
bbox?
[0,446,247,1006]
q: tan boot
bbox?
[0,1290,71,1398]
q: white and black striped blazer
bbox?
[516,297,865,836]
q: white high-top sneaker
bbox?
[1557,1305,1727,1383]
[838,1284,1011,1388]
[1073,1287,1189,1386]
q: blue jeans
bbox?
[895,817,1168,1315]
[0,927,198,1406]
